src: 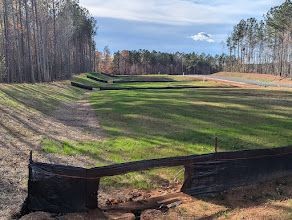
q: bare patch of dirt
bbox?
[218,200,292,220]
[116,176,292,220]
[52,93,104,139]
[20,210,135,220]
[19,176,292,219]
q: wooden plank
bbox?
[181,165,193,192]
[101,193,185,212]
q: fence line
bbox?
[27,145,292,213]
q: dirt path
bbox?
[0,90,103,219]
[189,74,292,88]
[52,92,104,140]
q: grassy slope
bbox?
[0,82,83,113]
[0,81,94,218]
[43,75,292,188]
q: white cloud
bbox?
[79,0,283,25]
[190,32,215,43]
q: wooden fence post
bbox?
[215,137,218,153]
[29,151,33,162]
[181,165,193,193]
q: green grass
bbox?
[90,88,292,151]
[0,81,83,113]
[42,82,292,189]
[109,80,222,88]
[72,73,106,88]
[72,73,225,89]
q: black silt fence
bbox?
[27,161,99,213]
[181,146,292,196]
[26,146,292,214]
[87,75,108,83]
[71,82,93,90]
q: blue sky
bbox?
[79,0,284,55]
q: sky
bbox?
[79,0,284,55]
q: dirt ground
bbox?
[19,176,292,219]
[102,176,292,220]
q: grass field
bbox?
[42,73,292,188]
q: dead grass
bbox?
[138,176,292,219]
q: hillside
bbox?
[0,81,103,218]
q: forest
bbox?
[0,0,291,82]
[0,0,96,83]
[226,0,292,76]
[96,1,291,77]
[96,47,228,75]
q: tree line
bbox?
[226,0,292,76]
[0,0,96,83]
[96,47,228,75]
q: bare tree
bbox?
[0,0,97,83]
[225,1,292,77]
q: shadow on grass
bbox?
[91,88,292,154]
[41,87,287,190]
[0,83,83,115]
